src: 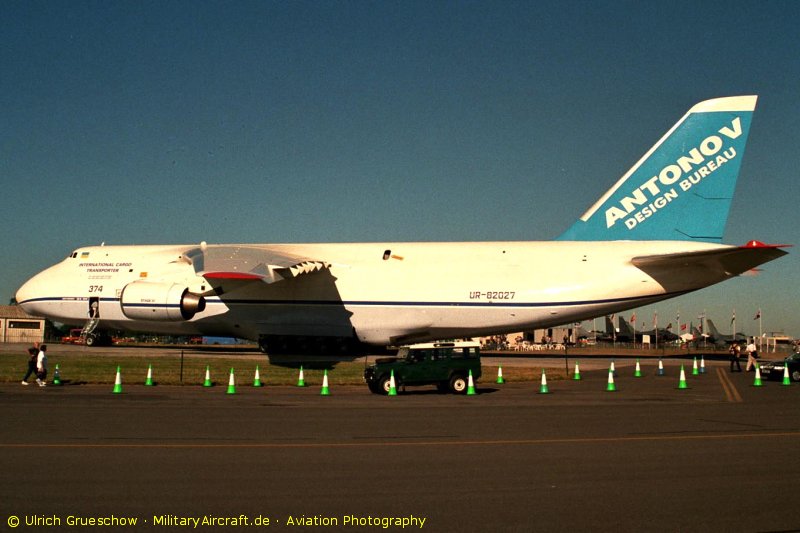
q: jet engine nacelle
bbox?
[120,281,206,321]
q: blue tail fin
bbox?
[557,96,757,242]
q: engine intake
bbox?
[120,281,206,321]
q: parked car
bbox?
[364,341,481,394]
[758,352,800,382]
[60,328,85,344]
[59,328,112,346]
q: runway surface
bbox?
[1,364,799,532]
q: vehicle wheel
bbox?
[379,375,395,395]
[792,369,800,382]
[449,374,467,394]
[84,335,95,347]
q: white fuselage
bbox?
[16,240,730,345]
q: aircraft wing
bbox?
[632,241,788,293]
[183,244,330,284]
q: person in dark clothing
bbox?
[729,343,742,372]
[21,343,39,385]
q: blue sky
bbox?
[2,0,799,336]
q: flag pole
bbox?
[759,308,763,349]
[654,311,658,349]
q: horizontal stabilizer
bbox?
[632,242,787,293]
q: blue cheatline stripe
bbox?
[20,290,690,310]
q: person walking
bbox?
[745,338,759,372]
[729,343,742,372]
[35,344,48,387]
[21,342,39,385]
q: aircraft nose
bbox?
[16,272,48,314]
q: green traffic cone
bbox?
[144,364,154,386]
[226,368,236,394]
[634,359,643,377]
[753,363,763,387]
[112,366,123,394]
[677,365,688,389]
[320,370,330,396]
[53,364,62,386]
[606,367,616,392]
[388,370,398,396]
[467,370,477,395]
[297,366,306,387]
[692,357,699,376]
[573,361,581,381]
[539,369,550,394]
[782,364,791,386]
[253,365,263,387]
[496,366,505,384]
[203,366,213,387]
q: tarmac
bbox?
[1,355,799,532]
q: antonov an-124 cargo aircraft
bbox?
[16,96,787,354]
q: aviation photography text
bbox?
[8,512,428,530]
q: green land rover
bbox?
[364,341,481,394]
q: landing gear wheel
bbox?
[258,338,269,354]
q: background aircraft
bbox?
[604,315,634,343]
[627,318,681,344]
[703,318,747,346]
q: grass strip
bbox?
[0,351,562,386]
